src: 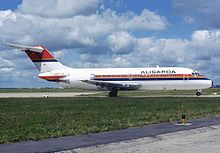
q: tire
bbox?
[196,92,201,96]
[109,89,118,97]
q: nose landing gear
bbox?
[196,89,202,96]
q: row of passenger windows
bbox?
[94,74,186,78]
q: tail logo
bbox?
[25,46,57,63]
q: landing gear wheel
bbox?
[196,92,201,96]
[196,89,202,96]
[109,88,118,97]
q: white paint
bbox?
[54,67,212,91]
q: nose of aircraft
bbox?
[208,79,213,88]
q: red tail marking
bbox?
[41,46,55,59]
[25,46,56,62]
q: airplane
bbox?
[5,43,213,97]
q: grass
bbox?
[1,97,220,144]
[87,88,220,97]
[118,88,220,96]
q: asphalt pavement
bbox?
[70,124,220,153]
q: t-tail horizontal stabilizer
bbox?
[5,42,67,73]
[5,43,44,52]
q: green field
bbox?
[1,97,220,144]
[88,88,220,97]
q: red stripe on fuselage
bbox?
[94,74,205,79]
[39,76,65,80]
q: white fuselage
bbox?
[39,67,212,91]
[6,43,212,92]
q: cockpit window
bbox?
[192,73,198,76]
[192,70,200,76]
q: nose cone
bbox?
[208,79,213,88]
[211,80,214,88]
[199,77,213,89]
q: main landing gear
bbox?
[196,89,202,96]
[109,88,118,97]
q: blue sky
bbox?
[0,0,21,10]
[0,0,220,88]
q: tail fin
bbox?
[5,43,67,73]
[25,46,66,73]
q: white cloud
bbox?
[0,10,16,27]
[17,0,102,18]
[102,9,167,31]
[191,30,220,57]
[118,9,167,31]
[192,30,220,44]
[0,57,14,68]
[80,54,99,63]
[0,68,14,72]
[70,54,101,68]
[173,0,220,28]
[53,50,65,59]
[110,37,190,68]
[183,15,194,24]
[0,5,167,51]
[106,31,136,53]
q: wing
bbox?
[81,80,142,90]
